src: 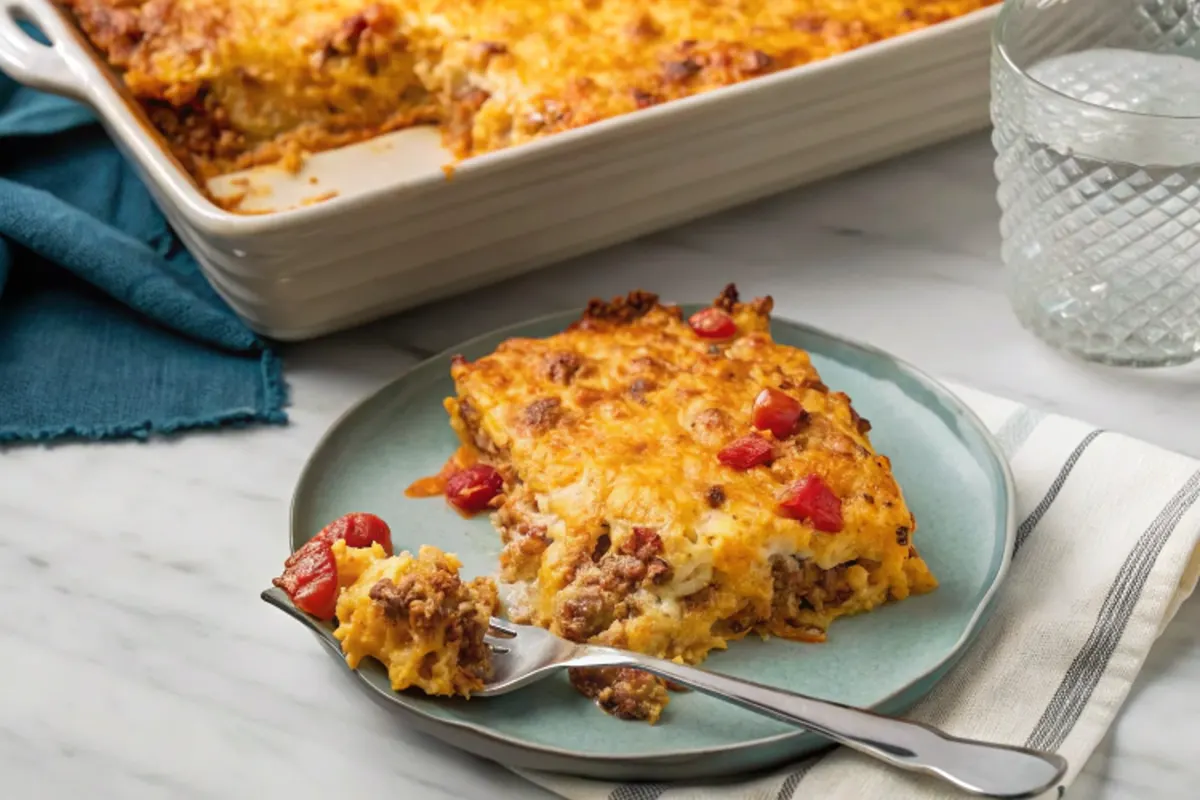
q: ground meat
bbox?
[367,568,493,683]
[645,558,672,584]
[522,397,564,432]
[609,554,648,583]
[453,611,492,684]
[369,570,458,630]
[663,56,703,83]
[769,555,858,621]
[710,283,772,316]
[556,526,670,639]
[621,527,663,560]
[558,584,612,641]
[713,283,739,311]
[750,295,774,315]
[313,3,396,63]
[544,351,582,384]
[630,88,661,108]
[706,485,726,508]
[741,49,773,74]
[576,289,660,326]
[568,667,670,723]
[630,378,657,402]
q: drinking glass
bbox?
[992,0,1200,366]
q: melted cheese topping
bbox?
[447,286,936,667]
[61,0,998,182]
[332,542,498,697]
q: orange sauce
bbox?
[404,446,478,498]
[404,475,447,498]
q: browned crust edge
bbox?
[574,284,774,328]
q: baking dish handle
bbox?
[0,0,88,100]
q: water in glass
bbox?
[993,42,1200,366]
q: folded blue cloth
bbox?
[0,74,287,443]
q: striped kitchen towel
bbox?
[515,383,1200,800]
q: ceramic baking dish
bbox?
[0,0,1001,340]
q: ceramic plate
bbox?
[286,308,1015,780]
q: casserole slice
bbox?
[438,285,937,718]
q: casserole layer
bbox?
[60,0,999,181]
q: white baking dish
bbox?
[0,0,1000,340]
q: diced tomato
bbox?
[335,512,393,552]
[778,475,844,532]
[718,435,774,470]
[688,308,737,339]
[288,513,393,567]
[445,464,504,513]
[752,388,804,439]
[275,512,393,619]
[273,539,339,620]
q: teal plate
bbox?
[284,308,1015,781]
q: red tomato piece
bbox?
[717,435,774,470]
[752,388,804,439]
[445,464,504,513]
[778,475,844,532]
[333,512,393,553]
[273,539,339,620]
[286,513,393,569]
[688,308,737,339]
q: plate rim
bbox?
[287,305,1017,764]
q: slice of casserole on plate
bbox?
[439,285,937,718]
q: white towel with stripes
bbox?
[515,383,1200,800]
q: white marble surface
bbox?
[3,132,1199,799]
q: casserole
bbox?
[0,0,1000,340]
[435,285,938,720]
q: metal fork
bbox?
[261,587,1065,799]
[481,618,1067,799]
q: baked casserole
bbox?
[59,0,1000,181]
[431,285,937,720]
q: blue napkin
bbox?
[0,75,287,444]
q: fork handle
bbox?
[574,648,1066,799]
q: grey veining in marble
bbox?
[1,132,1197,799]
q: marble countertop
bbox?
[3,132,1197,800]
